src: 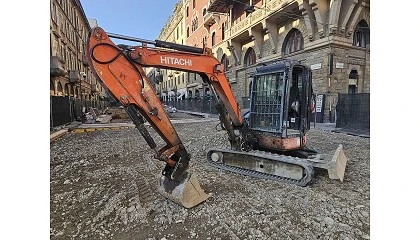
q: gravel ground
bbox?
[50,113,370,240]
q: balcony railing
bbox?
[229,0,285,38]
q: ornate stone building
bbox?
[50,0,106,101]
[157,0,370,122]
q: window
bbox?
[221,54,229,72]
[353,20,370,48]
[211,32,216,46]
[222,23,225,40]
[187,27,189,38]
[244,48,256,67]
[283,29,303,55]
[193,0,196,9]
[203,8,206,16]
[186,6,189,17]
[192,17,198,32]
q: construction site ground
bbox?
[50,112,370,240]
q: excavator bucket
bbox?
[307,144,348,182]
[157,173,210,208]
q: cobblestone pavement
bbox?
[50,114,370,240]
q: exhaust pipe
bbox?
[157,172,210,208]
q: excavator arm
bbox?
[86,27,244,208]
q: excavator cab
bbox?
[248,60,313,152]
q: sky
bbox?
[79,0,179,43]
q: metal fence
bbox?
[163,96,219,114]
[50,96,110,129]
[335,93,370,129]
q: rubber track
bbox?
[206,147,315,186]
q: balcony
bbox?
[50,56,66,76]
[68,70,81,83]
[208,0,233,13]
[229,0,290,40]
[203,12,217,30]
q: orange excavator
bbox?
[86,27,347,208]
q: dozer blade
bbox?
[328,144,348,181]
[307,144,348,182]
[157,172,210,208]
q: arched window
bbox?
[353,20,370,48]
[56,82,63,96]
[283,28,304,55]
[186,27,189,38]
[211,32,216,46]
[203,8,206,16]
[221,54,229,72]
[244,48,256,67]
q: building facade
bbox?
[50,0,107,102]
[157,0,370,122]
[151,1,188,101]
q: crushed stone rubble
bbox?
[51,115,370,239]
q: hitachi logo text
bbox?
[160,56,192,67]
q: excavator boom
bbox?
[86,27,209,208]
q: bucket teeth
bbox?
[157,172,210,208]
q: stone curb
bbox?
[50,129,69,143]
